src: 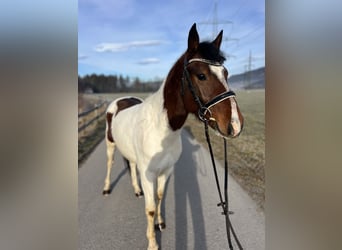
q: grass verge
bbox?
[184,90,265,209]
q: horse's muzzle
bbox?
[228,118,243,138]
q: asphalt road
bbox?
[79,130,265,250]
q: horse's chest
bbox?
[138,132,182,171]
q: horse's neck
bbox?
[142,54,188,132]
[162,55,189,131]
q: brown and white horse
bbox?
[103,23,243,250]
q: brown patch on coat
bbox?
[106,112,114,143]
[106,97,142,143]
[163,54,190,131]
[148,211,155,217]
[115,97,142,116]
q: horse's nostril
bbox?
[228,123,233,135]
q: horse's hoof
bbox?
[102,190,111,195]
[147,244,159,250]
[155,222,166,231]
[135,191,144,198]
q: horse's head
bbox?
[182,23,244,138]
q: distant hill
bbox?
[229,66,265,89]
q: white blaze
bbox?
[209,65,241,136]
[209,65,229,91]
[229,98,241,136]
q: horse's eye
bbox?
[197,74,206,81]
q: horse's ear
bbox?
[212,30,223,49]
[187,23,199,52]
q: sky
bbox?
[78,0,265,81]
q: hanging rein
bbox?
[182,58,243,250]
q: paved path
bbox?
[79,130,264,249]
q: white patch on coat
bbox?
[111,84,182,170]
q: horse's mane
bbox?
[197,41,226,64]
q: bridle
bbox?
[182,58,244,250]
[181,58,236,138]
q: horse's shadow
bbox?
[155,130,207,250]
[173,131,207,250]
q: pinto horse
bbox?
[103,23,244,250]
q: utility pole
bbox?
[199,1,238,59]
[199,2,229,38]
[244,50,256,86]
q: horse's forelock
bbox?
[197,42,226,64]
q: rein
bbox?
[182,58,244,249]
[204,121,243,250]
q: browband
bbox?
[186,58,223,66]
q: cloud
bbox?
[94,40,163,52]
[78,54,88,60]
[137,58,160,65]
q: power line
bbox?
[199,2,232,38]
[198,1,239,59]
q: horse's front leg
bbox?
[156,167,173,231]
[141,171,158,250]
